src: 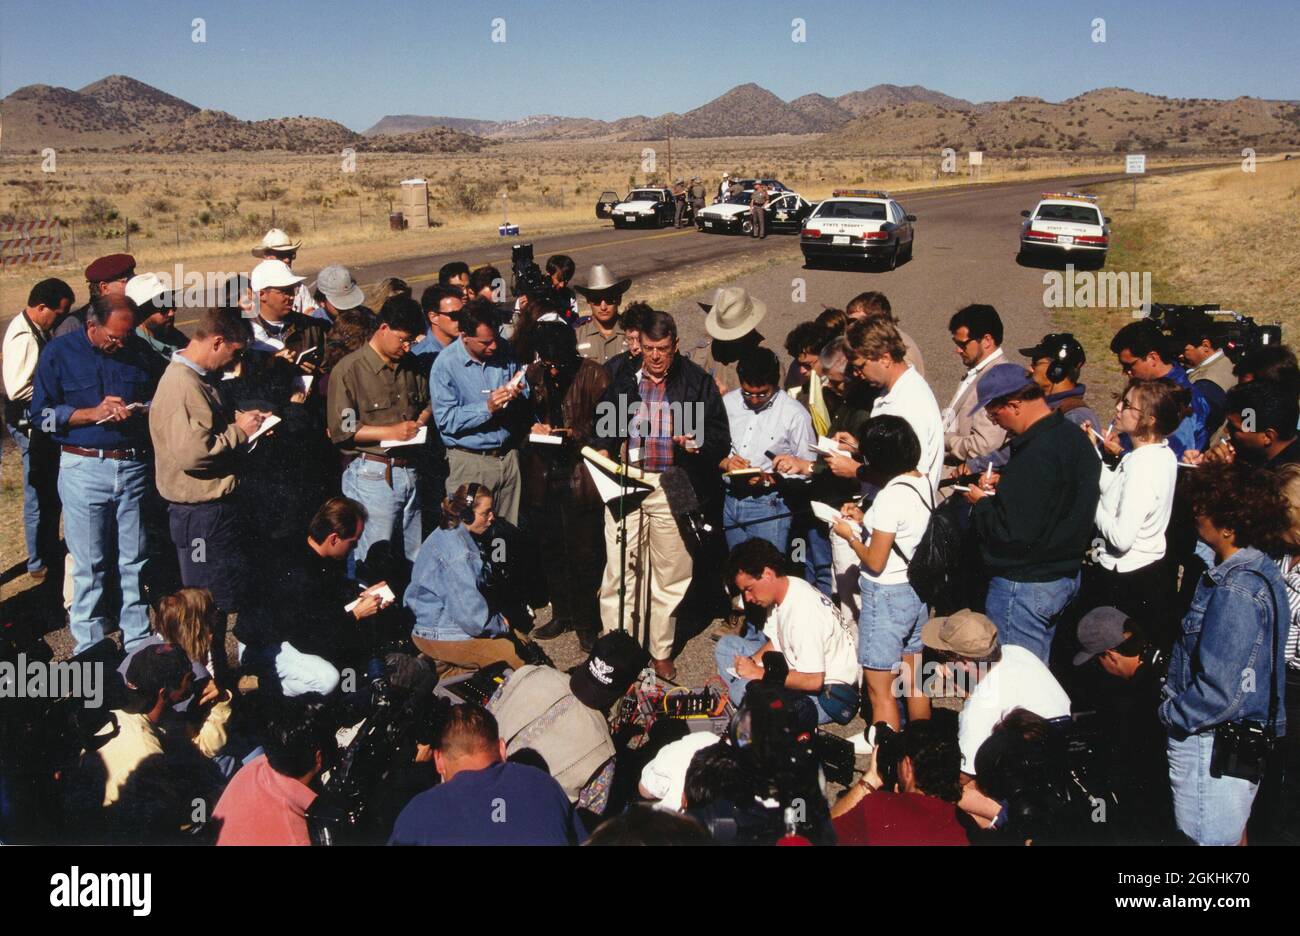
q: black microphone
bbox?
[660,467,713,536]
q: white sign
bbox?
[968,151,984,167]
[1126,154,1146,174]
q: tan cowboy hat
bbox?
[700,286,767,340]
[573,264,632,300]
[251,228,303,258]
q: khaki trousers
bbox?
[445,447,521,526]
[412,630,529,679]
[598,486,693,661]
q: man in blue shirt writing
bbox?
[429,298,530,525]
[31,295,162,654]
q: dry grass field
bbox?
[1046,156,1300,400]
[0,138,1217,312]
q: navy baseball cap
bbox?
[968,362,1035,415]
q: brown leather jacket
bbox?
[522,358,611,510]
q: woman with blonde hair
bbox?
[364,276,411,312]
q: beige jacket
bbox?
[943,355,1007,464]
[149,358,247,504]
[95,697,232,807]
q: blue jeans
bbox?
[1168,730,1260,845]
[342,457,422,574]
[714,630,833,724]
[723,491,792,553]
[239,641,341,697]
[57,451,151,654]
[857,576,927,670]
[984,573,1079,663]
[5,421,60,572]
[800,519,834,598]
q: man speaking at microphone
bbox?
[590,309,729,680]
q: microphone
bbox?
[659,467,714,537]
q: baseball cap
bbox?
[312,264,365,310]
[570,631,649,711]
[968,362,1035,416]
[125,272,171,310]
[1019,333,1085,365]
[250,259,305,293]
[1072,606,1132,666]
[921,610,998,658]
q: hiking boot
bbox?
[530,618,572,640]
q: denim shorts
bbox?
[857,575,927,670]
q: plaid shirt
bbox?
[632,373,674,472]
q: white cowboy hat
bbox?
[700,286,767,341]
[251,228,303,258]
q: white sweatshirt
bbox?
[1094,440,1178,572]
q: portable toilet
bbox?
[399,178,430,229]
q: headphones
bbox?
[1044,334,1085,385]
[460,482,484,525]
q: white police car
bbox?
[1019,192,1110,267]
[800,190,916,269]
[610,187,676,228]
[696,189,813,235]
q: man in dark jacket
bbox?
[523,322,612,650]
[234,497,388,695]
[590,310,730,679]
[963,364,1101,663]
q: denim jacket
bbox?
[404,525,506,642]
[1160,547,1288,738]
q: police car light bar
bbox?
[1039,191,1099,202]
[832,189,890,199]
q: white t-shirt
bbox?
[768,577,861,687]
[861,474,933,586]
[1095,441,1178,573]
[957,645,1071,775]
[871,365,944,494]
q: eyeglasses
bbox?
[740,387,775,401]
[591,295,618,307]
[1118,398,1143,414]
[952,335,977,348]
[642,342,673,357]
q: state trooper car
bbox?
[1019,192,1110,267]
[695,189,814,235]
[609,187,677,228]
[799,190,916,269]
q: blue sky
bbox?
[2,0,1296,130]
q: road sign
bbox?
[1126,154,1146,174]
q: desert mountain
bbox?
[824,88,1300,154]
[1,77,492,154]
[834,83,974,117]
[4,75,1296,154]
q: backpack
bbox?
[886,481,967,615]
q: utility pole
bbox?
[666,118,672,184]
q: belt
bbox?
[360,452,413,468]
[358,451,414,489]
[61,445,147,461]
[453,445,512,458]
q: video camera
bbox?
[509,243,569,313]
[307,664,445,845]
[1147,303,1283,363]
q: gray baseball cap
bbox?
[312,264,365,310]
[1073,606,1131,666]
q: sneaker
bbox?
[848,731,873,757]
[28,566,47,583]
